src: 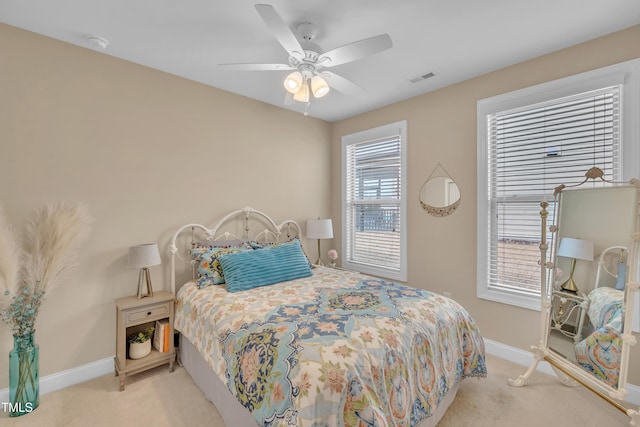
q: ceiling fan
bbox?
[219,4,392,107]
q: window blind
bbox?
[487,85,621,295]
[345,135,402,272]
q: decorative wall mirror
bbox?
[509,167,640,424]
[420,163,461,216]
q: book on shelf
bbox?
[163,320,170,352]
[153,319,170,353]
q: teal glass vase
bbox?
[9,332,39,416]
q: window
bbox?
[477,59,640,310]
[342,121,407,281]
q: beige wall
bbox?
[331,25,640,385]
[0,23,332,387]
[2,19,640,392]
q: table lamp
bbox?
[128,243,161,298]
[306,218,333,266]
[557,237,594,293]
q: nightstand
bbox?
[550,289,589,343]
[114,291,176,391]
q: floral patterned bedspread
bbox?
[175,267,486,426]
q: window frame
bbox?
[341,120,408,282]
[477,59,640,310]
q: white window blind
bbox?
[487,86,621,296]
[342,121,407,281]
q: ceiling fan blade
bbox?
[255,4,304,59]
[319,34,392,67]
[218,63,294,71]
[322,71,364,96]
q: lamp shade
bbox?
[284,71,303,94]
[307,219,333,240]
[293,81,310,103]
[557,238,594,261]
[311,75,330,98]
[127,243,161,268]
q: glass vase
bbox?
[9,332,39,417]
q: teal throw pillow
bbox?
[218,240,312,293]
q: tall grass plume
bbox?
[0,203,92,336]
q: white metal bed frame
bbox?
[167,206,462,426]
[595,245,627,289]
[168,206,302,296]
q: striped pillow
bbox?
[218,240,313,293]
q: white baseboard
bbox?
[1,341,638,409]
[484,338,640,407]
[0,356,113,403]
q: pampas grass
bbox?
[0,208,22,310]
[23,204,93,297]
[0,203,92,336]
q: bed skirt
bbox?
[179,335,459,427]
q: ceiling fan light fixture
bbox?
[293,81,310,103]
[284,71,303,94]
[219,5,392,110]
[311,75,330,98]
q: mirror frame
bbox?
[419,163,461,217]
[509,168,640,423]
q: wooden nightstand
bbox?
[114,291,176,391]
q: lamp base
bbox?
[315,239,325,266]
[137,267,154,299]
[560,277,579,293]
[560,257,579,293]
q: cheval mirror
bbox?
[509,167,640,424]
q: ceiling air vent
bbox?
[410,71,437,83]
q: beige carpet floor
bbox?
[0,354,633,426]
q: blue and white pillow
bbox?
[191,245,252,288]
[250,238,314,268]
[218,240,313,293]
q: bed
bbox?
[574,246,628,388]
[169,207,486,426]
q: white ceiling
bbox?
[2,0,639,122]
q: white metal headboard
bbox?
[169,207,302,295]
[594,245,627,289]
